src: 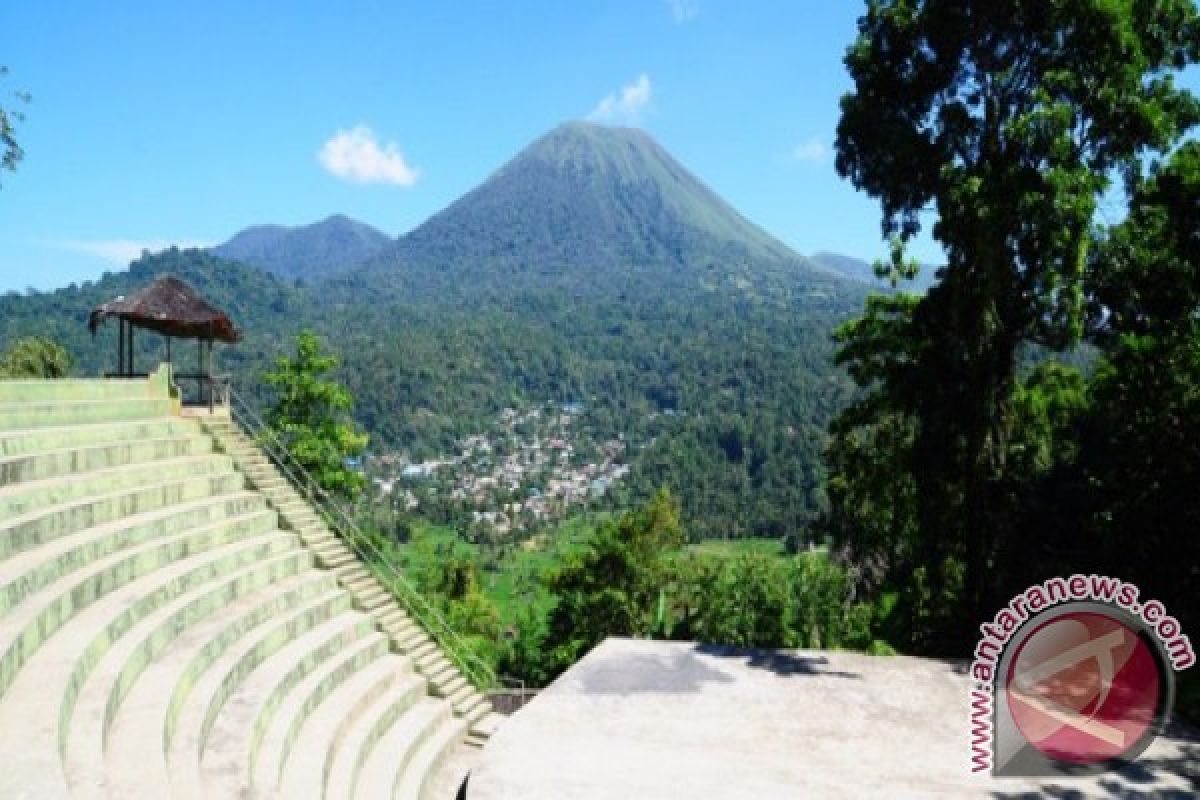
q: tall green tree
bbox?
[0,336,72,378]
[1085,142,1200,625]
[830,0,1199,650]
[263,331,368,499]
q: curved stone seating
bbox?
[0,372,500,799]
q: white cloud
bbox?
[791,137,829,164]
[48,239,215,266]
[318,125,420,186]
[666,0,699,22]
[588,74,653,124]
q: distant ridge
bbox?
[213,214,392,282]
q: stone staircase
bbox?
[0,369,500,799]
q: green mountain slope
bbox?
[213,214,392,282]
[349,122,832,302]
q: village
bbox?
[363,403,633,535]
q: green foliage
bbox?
[829,0,1199,652]
[0,336,72,378]
[677,553,797,648]
[264,331,368,499]
[0,243,862,546]
[1078,144,1200,653]
[0,65,29,186]
[541,489,684,671]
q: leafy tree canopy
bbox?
[0,336,72,378]
[829,0,1199,651]
[264,331,368,499]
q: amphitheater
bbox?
[0,368,500,799]
[4,368,1200,800]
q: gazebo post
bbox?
[206,338,214,412]
[128,324,135,377]
[196,338,203,403]
[165,336,172,380]
[117,318,125,376]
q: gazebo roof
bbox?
[88,275,242,343]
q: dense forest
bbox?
[0,244,864,542]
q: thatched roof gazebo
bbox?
[89,275,241,407]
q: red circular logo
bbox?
[1005,611,1162,764]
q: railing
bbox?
[172,370,231,412]
[225,388,498,691]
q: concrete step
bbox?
[63,561,327,795]
[198,614,381,798]
[393,714,469,800]
[0,513,286,700]
[444,683,475,709]
[408,640,439,662]
[0,452,236,520]
[351,698,449,800]
[0,490,267,617]
[0,397,175,431]
[467,709,503,740]
[0,433,214,489]
[102,563,339,799]
[250,632,393,791]
[455,692,490,720]
[421,660,457,687]
[422,740,479,799]
[355,588,394,613]
[272,657,410,797]
[322,666,429,800]
[0,471,247,561]
[415,651,451,673]
[0,417,199,458]
[169,599,373,799]
[433,674,468,699]
[0,377,158,404]
[0,531,302,799]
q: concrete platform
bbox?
[468,638,1199,799]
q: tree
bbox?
[263,331,368,499]
[830,0,1199,650]
[1084,142,1200,631]
[677,553,797,648]
[540,489,683,675]
[0,66,29,186]
[0,336,72,378]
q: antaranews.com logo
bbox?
[968,575,1193,777]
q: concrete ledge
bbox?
[468,637,1200,799]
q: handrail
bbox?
[225,388,498,691]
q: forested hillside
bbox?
[0,244,861,541]
[213,214,392,281]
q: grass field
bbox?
[687,538,788,558]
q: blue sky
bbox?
[0,1,1195,292]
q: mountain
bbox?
[351,121,836,301]
[810,250,940,292]
[213,214,392,282]
[2,122,869,542]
